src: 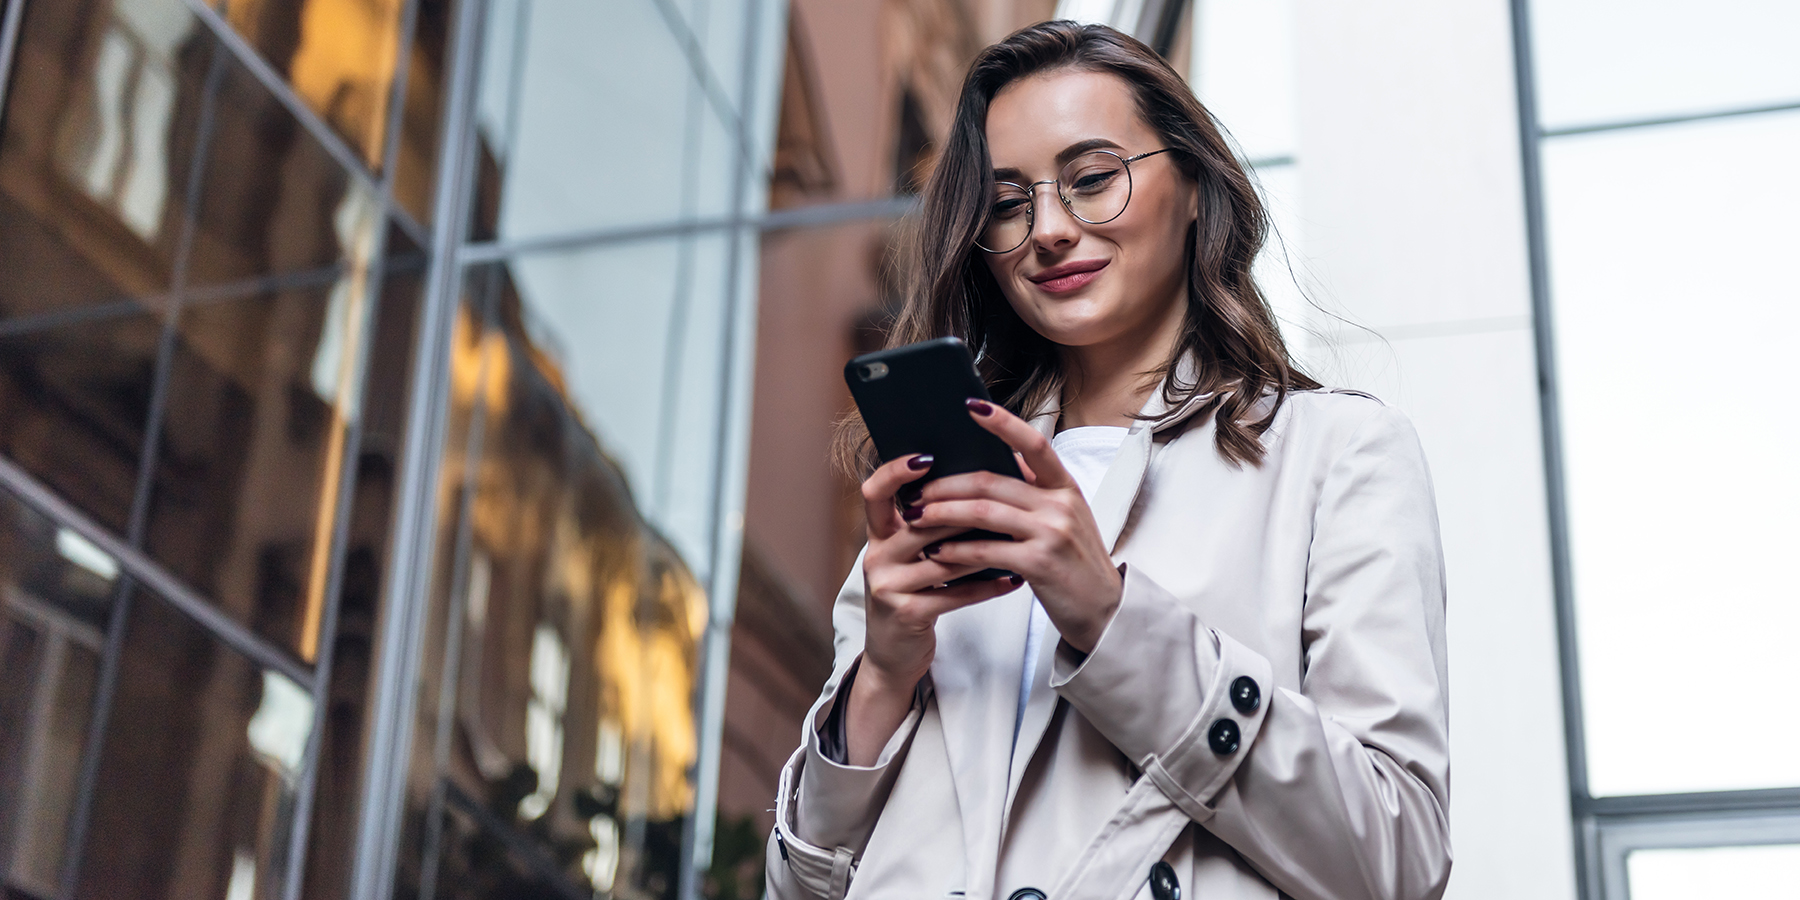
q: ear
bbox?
[1186,178,1201,224]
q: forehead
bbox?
[985,69,1157,171]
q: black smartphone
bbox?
[845,337,1022,584]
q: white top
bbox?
[1014,425,1131,746]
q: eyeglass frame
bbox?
[974,147,1178,254]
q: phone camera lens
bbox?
[859,362,890,381]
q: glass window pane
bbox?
[393,265,711,900]
[391,0,454,223]
[0,0,207,318]
[216,0,408,169]
[470,0,732,241]
[1543,111,1800,796]
[0,304,162,534]
[186,42,381,291]
[75,589,312,900]
[142,250,400,661]
[1530,0,1800,130]
[0,487,117,898]
[1627,844,1800,900]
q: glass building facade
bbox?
[0,0,785,898]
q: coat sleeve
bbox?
[766,554,929,900]
[1049,404,1452,900]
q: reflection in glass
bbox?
[470,0,733,241]
[396,269,709,900]
[300,245,421,900]
[219,0,408,169]
[0,0,206,316]
[391,0,454,223]
[1543,111,1800,795]
[1627,843,1800,900]
[186,47,381,290]
[0,305,163,535]
[1530,0,1800,130]
[0,488,116,899]
[76,589,312,900]
[143,228,383,660]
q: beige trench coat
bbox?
[766,385,1451,900]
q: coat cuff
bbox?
[772,670,926,893]
[1050,563,1273,821]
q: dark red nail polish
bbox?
[907,454,934,470]
[923,542,942,558]
[901,505,922,521]
[965,398,993,415]
[1007,574,1024,586]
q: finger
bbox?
[878,521,968,561]
[966,399,1073,489]
[920,538,1031,575]
[1015,451,1038,485]
[916,469,1044,509]
[909,498,1040,540]
[878,555,990,594]
[861,454,935,540]
[907,574,1024,619]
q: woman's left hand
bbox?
[903,399,1124,653]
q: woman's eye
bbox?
[991,197,1029,219]
[1070,169,1121,194]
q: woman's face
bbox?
[981,69,1197,355]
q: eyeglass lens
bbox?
[978,151,1135,253]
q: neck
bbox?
[1057,301,1186,430]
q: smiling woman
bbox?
[776,21,1452,900]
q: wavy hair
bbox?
[837,20,1317,475]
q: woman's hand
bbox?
[847,452,1024,766]
[906,399,1124,654]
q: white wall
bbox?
[1287,2,1578,898]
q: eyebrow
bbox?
[991,138,1127,182]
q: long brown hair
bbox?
[837,21,1317,475]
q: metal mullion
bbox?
[1508,1,1597,899]
[1583,788,1800,820]
[347,0,487,891]
[281,242,399,900]
[176,0,432,245]
[1542,99,1800,139]
[0,264,353,340]
[0,0,28,126]
[0,459,318,692]
[378,0,423,194]
[54,41,230,900]
[416,272,497,900]
[682,0,772,890]
[457,196,920,264]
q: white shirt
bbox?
[1013,425,1130,746]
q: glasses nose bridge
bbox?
[1021,177,1077,224]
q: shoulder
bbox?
[1267,388,1421,460]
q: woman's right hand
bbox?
[846,453,1022,766]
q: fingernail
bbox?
[907,454,935,470]
[965,398,993,415]
[923,542,942,558]
[1007,574,1024,586]
[901,505,922,521]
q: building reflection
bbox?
[395,271,708,900]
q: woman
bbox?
[767,21,1450,900]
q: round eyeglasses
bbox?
[976,148,1176,254]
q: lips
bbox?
[1029,258,1108,293]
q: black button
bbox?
[1230,676,1261,715]
[1207,718,1241,755]
[1008,890,1047,900]
[1149,860,1181,900]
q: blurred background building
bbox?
[0,1,1794,900]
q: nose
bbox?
[1027,181,1081,250]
